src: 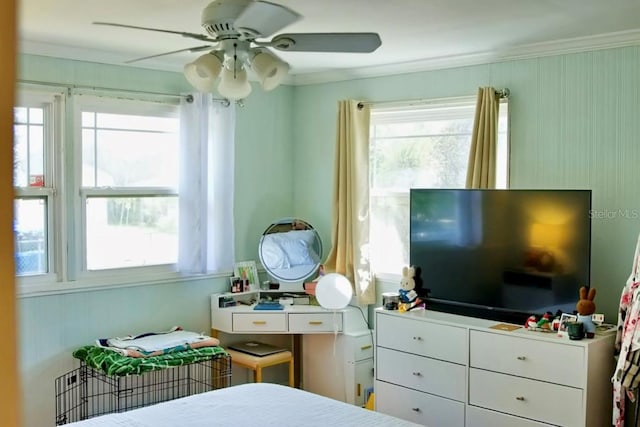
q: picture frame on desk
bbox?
[558,313,577,337]
[234,261,259,290]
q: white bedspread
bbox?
[67,383,422,426]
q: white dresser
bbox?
[375,309,615,427]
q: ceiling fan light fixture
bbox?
[218,66,252,100]
[101,1,381,99]
[184,52,223,92]
[251,51,289,91]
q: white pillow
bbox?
[277,230,319,267]
[261,234,290,270]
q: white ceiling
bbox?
[18,0,640,85]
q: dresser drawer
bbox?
[289,313,342,333]
[376,380,465,426]
[470,330,584,387]
[466,405,554,427]
[376,313,466,363]
[377,347,465,401]
[232,313,287,332]
[469,368,583,427]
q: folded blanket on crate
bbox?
[100,329,217,353]
[73,344,228,377]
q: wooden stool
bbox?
[226,348,294,387]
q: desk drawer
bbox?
[347,332,374,361]
[470,330,584,387]
[289,313,342,333]
[232,313,287,332]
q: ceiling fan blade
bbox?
[124,45,213,64]
[93,22,217,43]
[270,33,382,53]
[235,1,301,38]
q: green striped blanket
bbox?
[73,345,228,377]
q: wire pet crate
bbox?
[55,353,231,425]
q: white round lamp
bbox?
[315,273,353,310]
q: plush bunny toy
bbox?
[576,286,597,338]
[399,266,418,303]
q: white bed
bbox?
[66,383,421,426]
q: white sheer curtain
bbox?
[178,94,235,274]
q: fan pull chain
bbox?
[233,43,238,79]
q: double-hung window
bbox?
[76,96,180,274]
[369,97,509,277]
[13,91,63,279]
[14,88,213,292]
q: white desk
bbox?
[210,291,373,406]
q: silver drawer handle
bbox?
[516,356,526,361]
[411,407,421,412]
[516,396,526,401]
[412,372,422,377]
[412,336,423,341]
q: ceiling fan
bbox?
[94,0,382,100]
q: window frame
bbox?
[368,96,510,279]
[14,89,65,284]
[73,94,181,281]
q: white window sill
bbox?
[17,270,231,298]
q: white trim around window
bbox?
[14,89,65,285]
[15,88,196,296]
[73,94,181,278]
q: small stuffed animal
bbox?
[399,266,418,304]
[536,312,552,330]
[525,315,538,329]
[576,286,597,338]
[551,309,563,331]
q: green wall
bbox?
[16,44,640,426]
[292,45,640,323]
[18,54,297,261]
[17,54,295,427]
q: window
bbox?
[13,87,235,293]
[13,92,62,277]
[77,97,180,272]
[369,97,509,276]
[14,88,185,288]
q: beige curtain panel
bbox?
[323,100,375,305]
[466,87,500,189]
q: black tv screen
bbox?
[410,189,592,324]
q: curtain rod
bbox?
[16,79,232,106]
[18,79,187,99]
[357,87,510,109]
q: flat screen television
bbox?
[409,188,592,324]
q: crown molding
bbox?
[18,40,185,73]
[18,40,298,85]
[20,29,640,88]
[291,29,640,86]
